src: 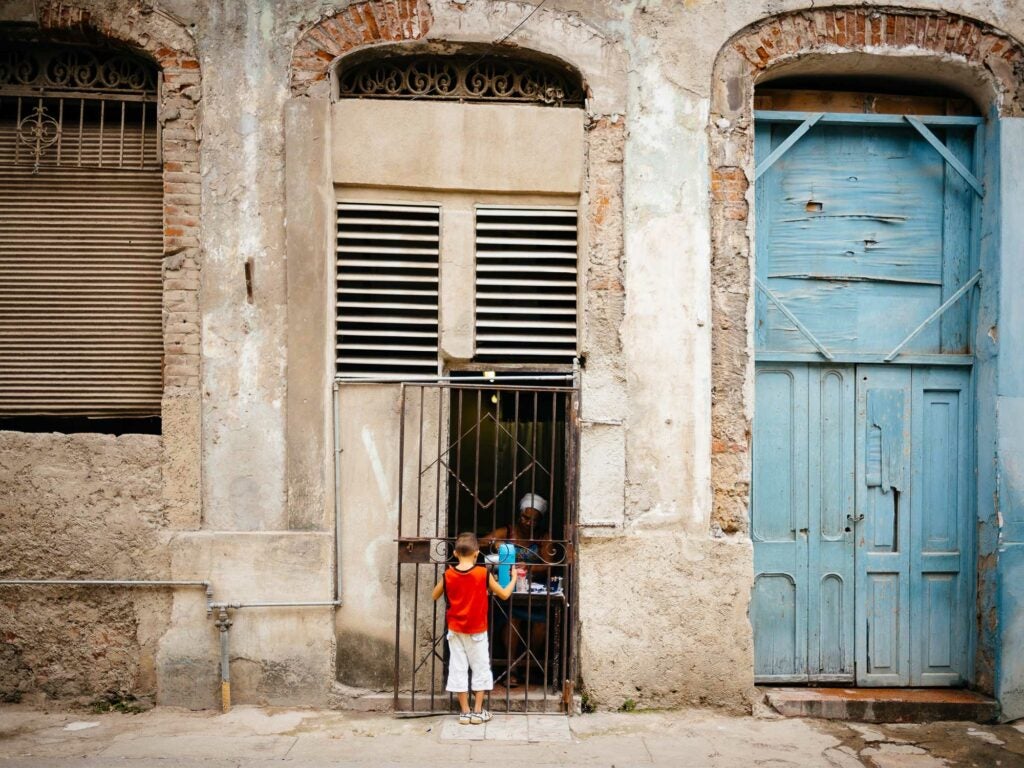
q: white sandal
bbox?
[458,712,471,725]
[470,709,492,725]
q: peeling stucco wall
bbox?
[0,432,169,702]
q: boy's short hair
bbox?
[454,532,479,557]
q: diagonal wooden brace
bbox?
[755,276,835,360]
[884,270,982,362]
[904,115,983,197]
[754,112,824,180]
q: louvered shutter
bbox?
[474,206,578,363]
[335,203,440,377]
[0,121,163,416]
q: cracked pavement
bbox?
[1,704,1023,767]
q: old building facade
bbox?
[1,0,1023,718]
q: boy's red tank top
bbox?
[444,565,489,634]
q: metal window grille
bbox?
[0,43,162,416]
[0,43,160,172]
[336,54,585,107]
[335,203,441,377]
[474,207,578,363]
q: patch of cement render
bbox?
[577,532,755,712]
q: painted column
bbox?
[996,117,1024,720]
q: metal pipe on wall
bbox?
[333,380,343,604]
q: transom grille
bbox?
[0,43,159,172]
[337,54,584,107]
[335,203,441,378]
[474,207,578,363]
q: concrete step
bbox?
[762,687,999,723]
[328,681,569,714]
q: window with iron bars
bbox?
[0,41,163,428]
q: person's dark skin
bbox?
[480,505,557,686]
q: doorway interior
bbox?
[393,380,578,714]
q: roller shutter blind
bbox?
[474,206,578,363]
[335,202,441,378]
[0,120,163,416]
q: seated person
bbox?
[480,493,558,685]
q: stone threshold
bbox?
[762,686,1000,723]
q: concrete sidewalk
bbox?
[1,704,1023,767]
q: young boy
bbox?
[432,531,515,724]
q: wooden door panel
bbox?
[753,364,809,681]
[807,365,855,681]
[910,367,971,685]
[856,366,912,685]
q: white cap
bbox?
[519,493,548,515]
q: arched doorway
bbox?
[750,79,982,686]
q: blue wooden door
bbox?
[752,112,979,686]
[753,363,856,682]
[854,365,972,685]
[754,363,972,684]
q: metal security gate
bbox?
[393,382,579,714]
[751,108,981,686]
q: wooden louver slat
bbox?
[474,206,578,363]
[0,138,163,416]
[336,202,440,378]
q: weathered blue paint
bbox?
[756,110,985,127]
[905,116,983,196]
[910,367,972,686]
[752,363,856,682]
[752,114,980,689]
[994,118,1024,720]
[754,112,823,180]
[752,364,809,682]
[855,367,912,686]
[755,119,977,358]
[753,363,972,685]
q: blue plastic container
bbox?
[497,542,516,587]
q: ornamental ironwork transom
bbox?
[336,54,584,106]
[0,43,157,96]
[0,42,159,171]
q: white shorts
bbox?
[445,630,494,692]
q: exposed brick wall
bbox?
[38,2,202,394]
[731,8,1024,99]
[708,6,1024,534]
[290,0,434,96]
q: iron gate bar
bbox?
[335,374,574,383]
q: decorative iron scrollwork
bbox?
[337,54,584,106]
[17,104,61,172]
[0,44,156,94]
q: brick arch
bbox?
[290,0,434,95]
[34,0,203,520]
[707,6,1024,535]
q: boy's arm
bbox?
[488,573,515,600]
[432,577,444,602]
